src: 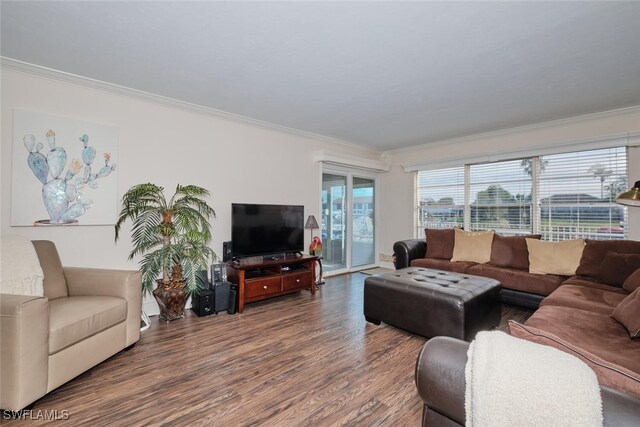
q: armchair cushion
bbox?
[32,240,68,300]
[49,296,127,354]
[0,236,44,296]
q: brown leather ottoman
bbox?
[364,267,501,341]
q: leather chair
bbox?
[416,336,640,427]
[1,241,142,411]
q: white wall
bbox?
[3,69,639,296]
[379,109,640,258]
[0,70,379,311]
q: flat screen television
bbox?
[231,203,304,258]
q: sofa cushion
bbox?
[509,307,640,398]
[526,238,585,276]
[540,284,627,315]
[425,228,456,260]
[576,239,640,279]
[32,240,68,300]
[451,229,494,263]
[562,275,629,294]
[48,296,127,354]
[624,269,640,293]
[489,234,541,270]
[467,264,565,296]
[410,258,476,274]
[599,252,640,287]
[611,288,640,338]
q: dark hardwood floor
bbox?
[5,273,532,426]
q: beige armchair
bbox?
[0,240,142,411]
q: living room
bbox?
[1,2,640,426]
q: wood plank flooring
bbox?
[4,273,532,426]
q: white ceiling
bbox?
[2,1,640,152]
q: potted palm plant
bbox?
[115,183,216,322]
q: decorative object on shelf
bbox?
[115,183,216,322]
[616,180,640,207]
[305,215,320,254]
[12,109,118,226]
[309,236,323,256]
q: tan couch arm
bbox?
[0,294,49,411]
[64,267,142,346]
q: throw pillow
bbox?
[451,229,495,263]
[611,288,640,339]
[424,228,457,260]
[576,239,640,278]
[526,238,585,276]
[599,252,640,287]
[623,268,640,293]
[490,234,541,270]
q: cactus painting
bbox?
[12,110,119,226]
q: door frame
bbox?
[320,165,379,276]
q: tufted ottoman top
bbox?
[371,267,501,303]
[364,267,502,340]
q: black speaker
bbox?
[227,284,238,315]
[192,289,214,317]
[213,281,231,314]
[223,241,233,262]
[211,263,227,284]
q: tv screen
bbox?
[231,203,304,258]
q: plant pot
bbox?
[153,281,188,322]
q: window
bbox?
[416,147,628,240]
[416,166,464,236]
[539,147,627,241]
[469,159,532,235]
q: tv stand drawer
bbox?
[283,272,311,291]
[245,277,282,299]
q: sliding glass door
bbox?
[321,170,377,274]
[321,173,347,271]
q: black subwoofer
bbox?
[192,289,214,317]
[213,281,231,314]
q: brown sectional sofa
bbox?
[394,231,640,398]
[394,230,570,308]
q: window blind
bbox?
[415,147,629,241]
[539,147,628,241]
[416,166,465,236]
[469,159,533,235]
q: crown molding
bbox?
[402,131,640,172]
[385,105,640,156]
[1,57,373,153]
[313,150,389,172]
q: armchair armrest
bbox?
[64,267,142,346]
[0,294,49,411]
[415,336,467,426]
[415,337,640,427]
[393,239,426,269]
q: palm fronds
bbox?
[115,182,216,294]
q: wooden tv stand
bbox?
[227,254,317,313]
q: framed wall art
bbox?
[11,109,119,226]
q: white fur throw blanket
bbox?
[465,331,602,427]
[0,235,44,296]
